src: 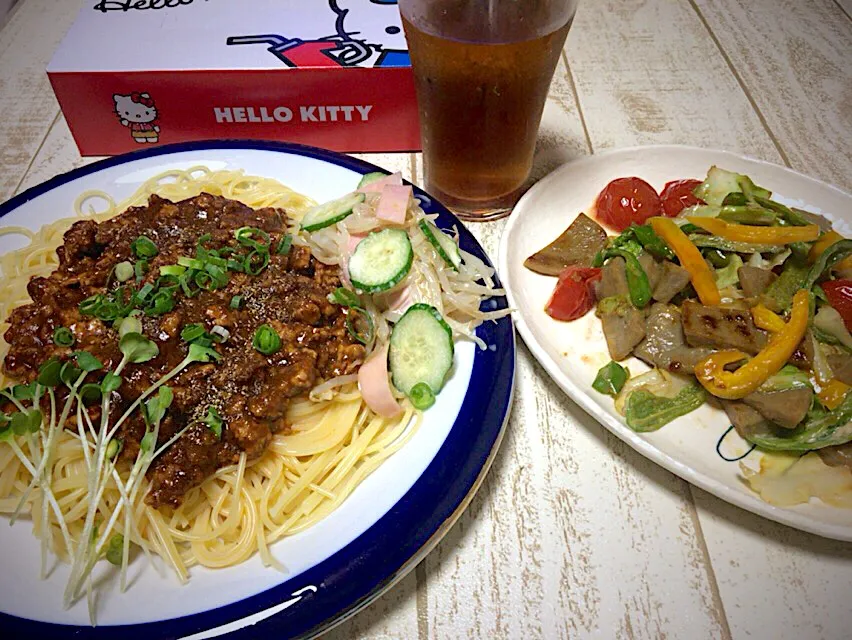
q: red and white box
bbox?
[47,0,420,156]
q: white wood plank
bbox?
[0,0,82,202]
[415,54,727,639]
[324,572,421,640]
[693,0,852,192]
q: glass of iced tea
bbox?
[399,0,579,221]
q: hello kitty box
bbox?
[47,0,420,156]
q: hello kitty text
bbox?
[213,105,373,124]
[94,0,205,12]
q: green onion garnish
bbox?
[136,283,155,302]
[330,287,361,308]
[134,259,149,282]
[345,308,374,345]
[53,326,75,348]
[131,236,158,258]
[252,324,281,355]
[229,295,243,310]
[159,264,186,277]
[114,261,134,282]
[235,226,270,249]
[276,234,293,255]
[177,256,205,270]
[244,250,270,276]
[409,382,436,410]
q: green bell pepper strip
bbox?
[804,239,852,291]
[624,384,706,433]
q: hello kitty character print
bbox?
[227,0,409,68]
[113,92,161,144]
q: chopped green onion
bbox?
[252,324,281,355]
[131,236,158,258]
[159,264,186,277]
[178,256,205,270]
[114,261,134,282]
[276,234,293,255]
[79,294,104,316]
[37,358,62,387]
[202,406,224,439]
[210,326,230,343]
[235,226,270,249]
[229,295,243,310]
[146,290,175,316]
[136,283,155,302]
[226,259,244,272]
[244,250,270,275]
[345,308,374,345]
[134,259,149,282]
[409,382,436,410]
[181,323,206,343]
[330,287,361,308]
[53,326,75,348]
[194,270,215,290]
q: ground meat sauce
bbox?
[2,193,366,508]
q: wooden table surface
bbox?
[2,1,851,638]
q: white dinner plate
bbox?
[0,141,515,639]
[499,144,852,541]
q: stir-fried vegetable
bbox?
[686,217,820,244]
[649,216,721,305]
[624,384,706,432]
[694,289,811,399]
[592,361,628,396]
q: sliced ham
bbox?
[387,285,414,314]
[341,233,367,287]
[376,185,412,224]
[358,343,403,418]
[357,172,403,193]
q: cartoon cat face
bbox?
[332,0,407,51]
[114,93,158,123]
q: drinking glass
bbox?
[399,0,580,220]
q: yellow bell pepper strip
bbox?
[751,304,786,333]
[818,379,851,411]
[686,217,820,245]
[808,230,852,270]
[649,217,721,306]
[695,289,810,399]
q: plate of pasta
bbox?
[0,141,514,638]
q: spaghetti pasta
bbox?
[0,168,420,610]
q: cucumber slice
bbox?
[348,228,413,293]
[301,192,365,232]
[419,220,462,270]
[389,303,454,396]
[357,172,388,189]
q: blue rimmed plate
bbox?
[0,141,515,639]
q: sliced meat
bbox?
[742,387,813,429]
[524,213,608,275]
[595,256,629,299]
[681,300,768,354]
[633,303,714,374]
[720,400,771,440]
[652,261,691,303]
[793,208,833,232]
[818,442,852,470]
[598,296,646,361]
[638,252,661,291]
[737,265,778,298]
[828,353,852,386]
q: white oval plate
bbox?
[499,144,852,541]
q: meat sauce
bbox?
[2,193,365,507]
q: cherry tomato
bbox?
[594,177,662,232]
[821,279,852,332]
[660,179,704,217]
[545,266,602,322]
